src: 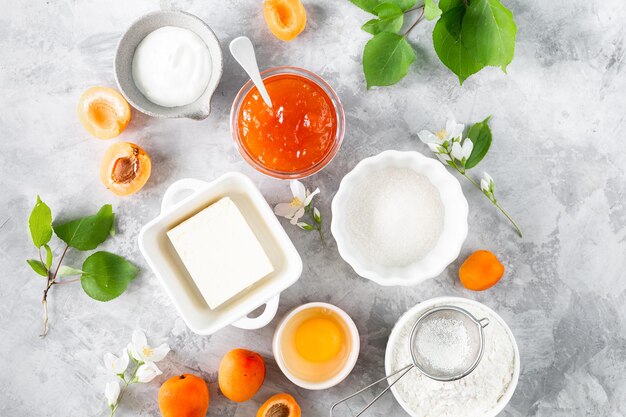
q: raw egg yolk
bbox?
[295,317,343,362]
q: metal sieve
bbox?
[330,305,489,417]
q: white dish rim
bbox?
[331,150,469,286]
[384,296,521,417]
[272,302,360,390]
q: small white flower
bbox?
[481,172,494,193]
[274,180,320,225]
[105,380,120,407]
[127,330,170,363]
[135,361,162,383]
[103,348,129,375]
[450,138,474,162]
[436,153,451,163]
[418,120,464,146]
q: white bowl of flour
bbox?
[385,297,520,417]
[331,150,468,286]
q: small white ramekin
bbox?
[272,302,360,390]
[331,150,469,286]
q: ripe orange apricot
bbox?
[100,142,151,196]
[158,374,209,417]
[257,393,301,417]
[263,0,307,42]
[459,250,505,291]
[77,86,131,139]
[218,348,265,402]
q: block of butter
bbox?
[167,197,274,309]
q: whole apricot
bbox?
[78,86,131,139]
[459,250,505,291]
[218,348,265,402]
[100,142,151,196]
[158,374,209,417]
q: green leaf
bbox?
[110,213,116,237]
[27,259,48,277]
[350,0,416,13]
[465,116,493,169]
[363,32,415,88]
[438,0,463,12]
[424,0,442,20]
[53,205,114,251]
[463,0,516,71]
[57,265,84,277]
[44,244,53,268]
[432,5,485,84]
[29,196,52,248]
[362,3,404,34]
[81,251,138,302]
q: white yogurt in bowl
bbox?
[132,26,212,107]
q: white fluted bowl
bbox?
[331,151,468,286]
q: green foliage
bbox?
[27,259,48,277]
[350,0,517,87]
[44,244,53,268]
[81,252,138,302]
[465,116,492,169]
[363,32,415,88]
[28,196,52,248]
[57,265,84,277]
[53,205,114,251]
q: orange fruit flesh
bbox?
[100,142,151,196]
[256,393,301,417]
[264,0,307,42]
[78,86,130,139]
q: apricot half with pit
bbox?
[78,86,131,139]
[100,142,151,196]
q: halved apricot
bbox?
[264,0,307,42]
[257,393,301,417]
[100,142,151,196]
[78,86,131,139]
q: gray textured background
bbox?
[1,0,625,416]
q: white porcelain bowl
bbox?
[138,173,302,335]
[384,297,520,417]
[272,302,360,390]
[331,150,468,286]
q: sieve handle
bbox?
[330,364,414,417]
[479,317,490,328]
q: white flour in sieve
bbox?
[346,167,444,267]
[390,302,516,417]
[414,317,470,374]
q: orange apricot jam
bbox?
[237,74,338,174]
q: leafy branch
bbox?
[26,197,138,336]
[350,0,517,87]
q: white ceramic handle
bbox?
[161,178,207,214]
[229,36,273,108]
[232,295,280,330]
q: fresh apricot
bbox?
[100,142,151,196]
[263,0,307,42]
[77,86,131,139]
[257,393,301,417]
[158,374,209,417]
[218,348,265,402]
[459,250,505,291]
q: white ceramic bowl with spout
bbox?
[331,150,468,286]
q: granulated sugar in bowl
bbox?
[385,297,520,417]
[331,151,468,286]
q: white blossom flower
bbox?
[135,361,162,383]
[481,172,494,194]
[274,180,320,225]
[450,138,474,162]
[103,348,129,375]
[127,330,170,363]
[105,380,121,408]
[418,120,464,145]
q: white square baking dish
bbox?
[138,172,302,335]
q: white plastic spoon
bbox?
[229,36,273,108]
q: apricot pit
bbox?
[100,142,151,196]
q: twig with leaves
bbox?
[26,197,138,336]
[274,180,326,246]
[418,118,523,237]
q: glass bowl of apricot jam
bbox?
[230,67,345,179]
